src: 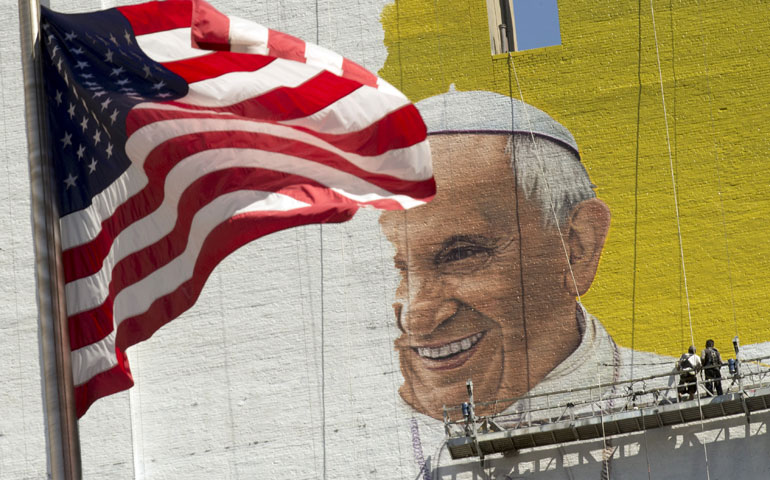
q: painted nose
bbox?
[395,285,460,336]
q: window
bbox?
[487,0,562,54]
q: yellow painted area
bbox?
[379,0,770,357]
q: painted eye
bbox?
[435,243,494,274]
[441,245,490,263]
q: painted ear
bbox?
[563,198,611,296]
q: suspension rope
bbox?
[377,230,407,478]
[649,0,695,360]
[506,54,583,306]
[506,51,614,478]
[630,0,642,379]
[396,3,456,478]
[319,224,327,480]
[295,227,321,478]
[648,1,711,478]
[392,0,416,464]
[506,57,533,395]
[128,338,144,477]
[641,412,653,480]
[216,273,238,475]
[340,223,378,474]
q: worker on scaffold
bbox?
[677,345,702,401]
[701,339,724,396]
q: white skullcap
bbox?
[415,88,580,157]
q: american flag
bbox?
[40,0,433,417]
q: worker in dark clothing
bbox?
[461,402,472,436]
[677,345,702,401]
[701,339,724,396]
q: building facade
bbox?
[2,0,770,478]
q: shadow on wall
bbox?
[431,411,770,479]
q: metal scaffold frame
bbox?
[443,354,770,460]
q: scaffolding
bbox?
[443,354,770,460]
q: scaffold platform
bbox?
[444,355,770,460]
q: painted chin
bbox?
[410,331,487,371]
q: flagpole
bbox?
[19,0,82,478]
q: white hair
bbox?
[505,133,596,228]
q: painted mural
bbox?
[383,90,628,419]
[6,0,770,479]
[376,89,687,478]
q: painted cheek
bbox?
[461,273,516,318]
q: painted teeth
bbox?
[416,333,483,359]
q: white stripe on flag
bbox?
[278,84,410,134]
[180,59,324,107]
[136,27,209,63]
[60,165,146,249]
[228,16,269,54]
[71,330,118,387]
[304,43,343,76]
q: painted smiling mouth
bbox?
[414,332,485,360]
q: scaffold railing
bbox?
[442,354,770,460]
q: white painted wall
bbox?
[2,1,770,479]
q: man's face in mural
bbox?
[380,134,610,420]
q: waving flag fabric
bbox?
[40,0,433,417]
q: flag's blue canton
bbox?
[41,7,188,217]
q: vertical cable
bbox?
[649,1,711,477]
[630,0,644,380]
[507,49,614,477]
[649,0,695,371]
[320,225,327,480]
[313,6,328,477]
[128,351,143,478]
[377,231,406,478]
[217,273,237,477]
[506,57,583,306]
[506,56,531,394]
[295,227,321,477]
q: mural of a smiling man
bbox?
[380,89,616,420]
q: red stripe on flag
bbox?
[155,75,363,124]
[191,0,231,50]
[267,29,306,63]
[341,58,378,88]
[161,57,358,114]
[68,302,113,351]
[74,347,133,417]
[304,104,428,156]
[117,0,192,36]
[162,51,275,84]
